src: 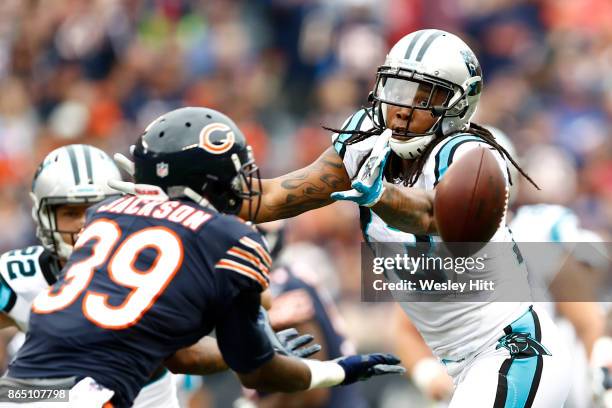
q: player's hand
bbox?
[258,307,322,359]
[335,353,405,385]
[331,129,391,207]
[276,328,321,358]
[412,357,454,401]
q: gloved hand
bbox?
[257,307,321,359]
[331,129,392,207]
[276,328,321,359]
[335,353,405,385]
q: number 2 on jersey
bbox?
[32,219,183,329]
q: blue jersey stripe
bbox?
[0,278,14,311]
[495,307,546,407]
[509,308,537,338]
[549,210,573,242]
[333,109,368,155]
[503,357,540,408]
[433,134,483,184]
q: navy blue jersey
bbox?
[269,265,367,408]
[9,196,275,407]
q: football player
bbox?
[390,128,611,407]
[230,30,570,406]
[0,144,239,407]
[0,108,404,408]
[508,143,611,408]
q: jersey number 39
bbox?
[32,219,183,329]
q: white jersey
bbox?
[333,109,530,361]
[0,246,58,331]
[509,204,581,307]
[0,245,179,408]
[510,206,607,408]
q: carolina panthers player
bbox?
[1,108,403,408]
[229,30,571,406]
[508,144,611,408]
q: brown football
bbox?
[434,146,507,243]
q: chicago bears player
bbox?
[1,108,403,408]
[228,30,571,406]
[0,144,203,407]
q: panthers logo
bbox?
[460,49,482,96]
[199,123,236,154]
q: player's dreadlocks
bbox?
[324,108,538,189]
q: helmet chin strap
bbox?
[388,134,434,159]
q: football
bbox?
[434,146,508,244]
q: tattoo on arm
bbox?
[372,184,436,234]
[261,148,350,220]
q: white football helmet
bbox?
[31,145,122,260]
[371,29,483,159]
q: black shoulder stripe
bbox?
[525,356,543,408]
[433,137,484,186]
[446,140,476,169]
[339,110,370,159]
[493,358,513,408]
[530,306,541,342]
[66,145,81,185]
[433,151,442,186]
[416,31,444,62]
[39,250,59,285]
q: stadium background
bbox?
[0,0,610,406]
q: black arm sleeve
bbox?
[216,291,275,373]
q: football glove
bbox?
[258,307,321,359]
[331,129,392,207]
[335,353,405,385]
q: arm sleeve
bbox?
[216,290,275,373]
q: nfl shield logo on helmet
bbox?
[156,162,169,178]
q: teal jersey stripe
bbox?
[509,308,536,337]
[504,357,539,408]
[0,281,13,311]
[549,210,573,242]
[333,109,368,155]
[433,134,484,184]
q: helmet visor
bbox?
[375,77,451,109]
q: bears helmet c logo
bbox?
[199,123,236,154]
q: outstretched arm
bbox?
[165,337,228,375]
[243,147,351,222]
[372,184,437,235]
